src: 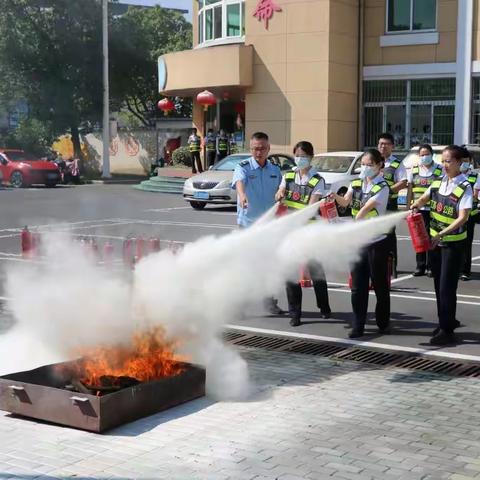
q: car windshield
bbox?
[313,156,354,173]
[5,151,38,162]
[213,154,250,171]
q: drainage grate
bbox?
[223,331,480,379]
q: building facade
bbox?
[159,0,478,153]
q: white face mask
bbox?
[420,155,433,166]
[460,162,471,173]
[295,157,311,169]
[360,165,377,179]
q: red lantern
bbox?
[157,98,175,116]
[234,102,245,115]
[196,90,216,111]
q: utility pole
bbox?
[102,0,111,178]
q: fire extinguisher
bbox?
[149,237,160,253]
[21,226,32,258]
[136,237,145,261]
[300,267,312,288]
[319,198,339,223]
[406,212,430,253]
[123,237,134,267]
[276,202,288,217]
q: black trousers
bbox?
[206,150,216,169]
[430,240,465,333]
[350,236,390,332]
[416,210,431,272]
[190,151,203,173]
[463,216,476,275]
[286,261,330,320]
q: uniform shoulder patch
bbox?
[239,160,250,167]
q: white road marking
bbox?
[0,218,128,233]
[391,274,414,284]
[393,288,480,300]
[328,287,480,306]
[225,324,480,362]
[144,207,191,212]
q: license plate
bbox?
[194,191,209,200]
[47,173,58,179]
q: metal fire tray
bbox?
[0,361,205,433]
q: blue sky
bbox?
[119,0,192,20]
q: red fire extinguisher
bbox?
[406,212,430,253]
[319,198,339,223]
[136,237,145,261]
[21,226,32,258]
[149,237,160,253]
[300,267,312,288]
[276,202,288,217]
[123,238,134,267]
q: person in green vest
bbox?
[411,145,473,346]
[216,129,229,161]
[187,128,203,174]
[406,144,443,277]
[204,129,217,169]
[275,141,331,327]
[333,149,390,339]
[459,147,480,281]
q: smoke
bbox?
[0,207,406,400]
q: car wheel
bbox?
[336,188,350,217]
[190,201,206,210]
[10,171,24,188]
[45,181,57,188]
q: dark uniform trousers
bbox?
[463,216,477,275]
[350,236,390,333]
[416,209,431,271]
[286,261,330,320]
[207,151,216,169]
[430,241,465,332]
[191,151,203,173]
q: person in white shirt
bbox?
[406,144,444,276]
[459,147,480,281]
[275,141,331,326]
[411,145,473,346]
[378,133,407,277]
[333,149,390,339]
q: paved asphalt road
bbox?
[0,183,479,358]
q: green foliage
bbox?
[0,119,56,156]
[171,146,192,167]
[110,6,193,125]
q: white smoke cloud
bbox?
[0,207,406,400]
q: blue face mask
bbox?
[460,162,471,173]
[360,165,376,179]
[295,157,311,169]
[420,155,433,166]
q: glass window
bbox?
[363,80,407,103]
[198,12,204,44]
[213,5,222,39]
[411,79,455,101]
[227,3,240,37]
[387,0,436,32]
[386,105,406,148]
[432,105,454,145]
[241,1,245,35]
[364,107,383,147]
[205,9,213,41]
[410,105,431,146]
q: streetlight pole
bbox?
[102,0,111,178]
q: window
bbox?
[387,0,436,33]
[198,0,245,47]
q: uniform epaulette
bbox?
[239,160,250,167]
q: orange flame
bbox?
[60,326,185,386]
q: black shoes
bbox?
[432,320,461,336]
[269,305,286,315]
[413,269,425,277]
[378,325,391,335]
[290,317,301,327]
[320,310,332,319]
[426,270,433,278]
[348,329,364,339]
[460,274,471,281]
[430,330,458,346]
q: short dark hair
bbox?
[443,145,465,161]
[362,148,384,166]
[459,146,472,159]
[378,132,394,145]
[251,132,269,141]
[418,144,433,155]
[293,141,314,157]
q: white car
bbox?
[183,153,295,210]
[312,151,363,214]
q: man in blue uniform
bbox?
[232,131,283,313]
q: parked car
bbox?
[0,149,61,188]
[312,151,363,215]
[183,153,295,210]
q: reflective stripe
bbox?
[283,200,303,209]
[429,228,467,242]
[351,208,379,219]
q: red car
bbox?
[0,149,61,188]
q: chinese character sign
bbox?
[253,0,282,30]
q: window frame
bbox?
[197,0,245,48]
[385,0,438,34]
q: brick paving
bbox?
[1,348,480,480]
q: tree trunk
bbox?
[71,125,83,160]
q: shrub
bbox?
[171,146,192,167]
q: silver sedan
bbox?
[183,153,295,210]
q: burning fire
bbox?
[59,326,185,387]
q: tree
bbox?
[109,6,192,127]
